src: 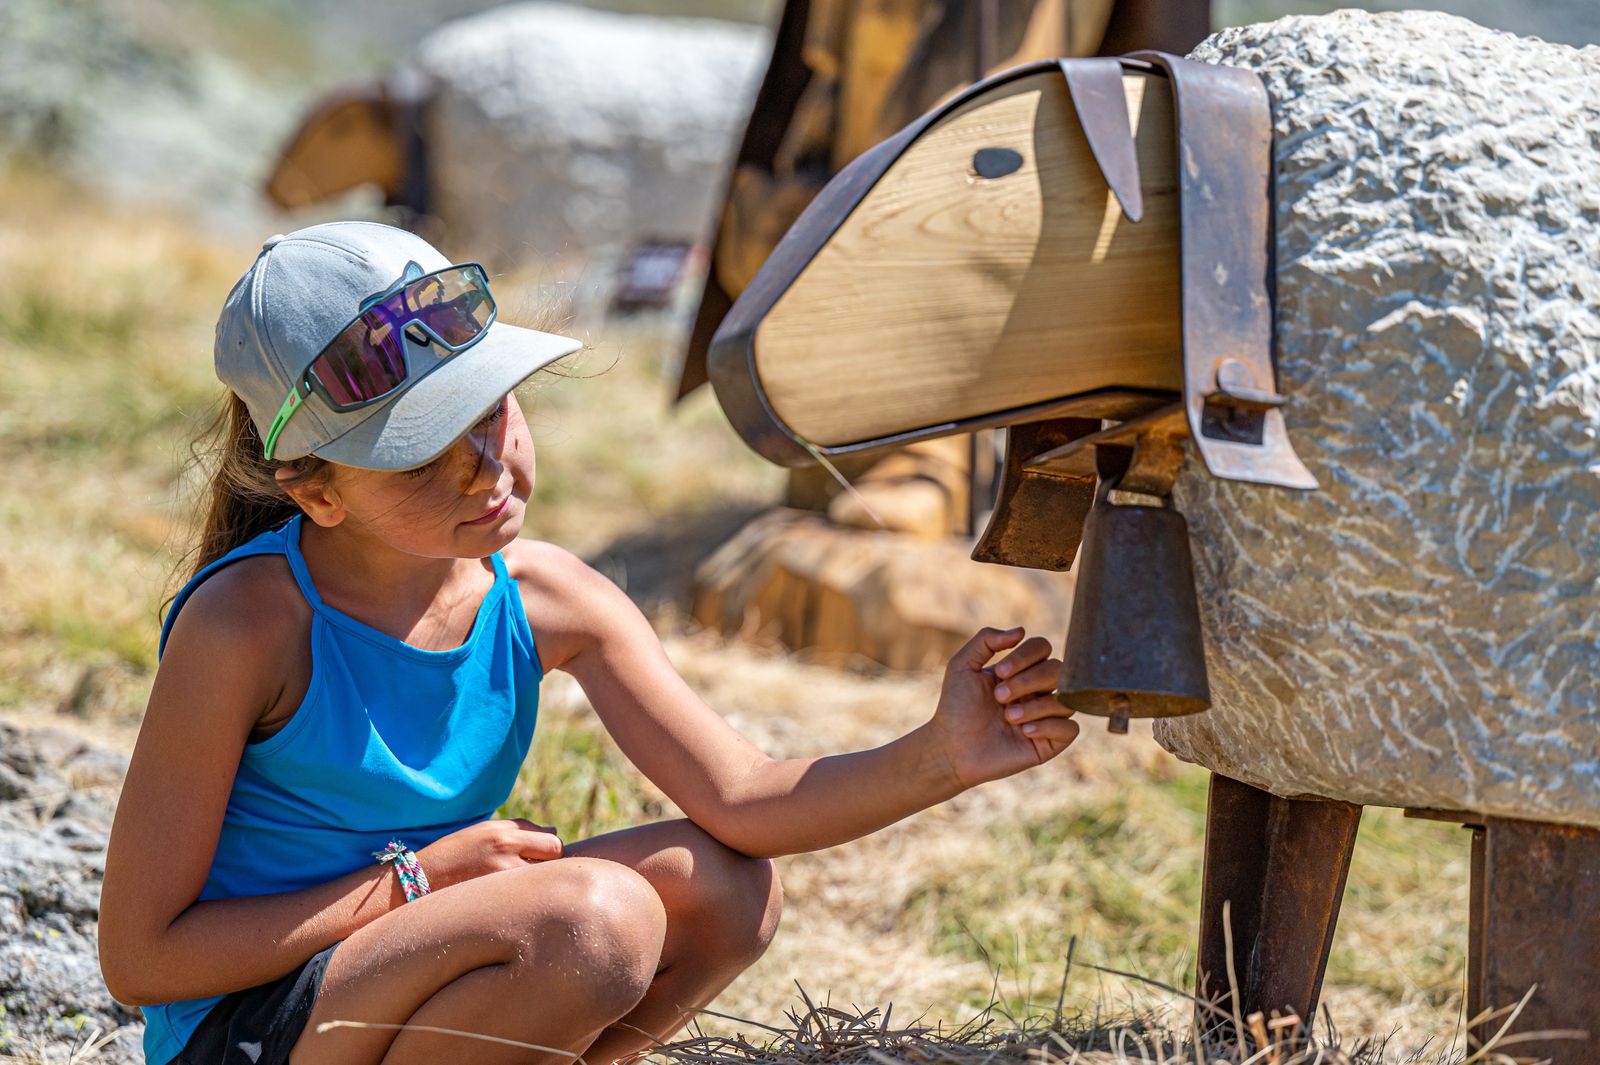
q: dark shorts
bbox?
[175,941,342,1065]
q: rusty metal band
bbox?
[1127,50,1316,490]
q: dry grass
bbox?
[0,164,249,736]
[644,987,1558,1065]
[0,166,1496,1061]
[496,640,1475,1048]
[0,986,1560,1065]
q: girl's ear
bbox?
[275,465,346,528]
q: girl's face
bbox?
[298,391,537,559]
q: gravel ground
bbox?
[0,720,140,1064]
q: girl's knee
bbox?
[456,859,663,1026]
[560,859,665,1019]
[733,854,783,961]
[683,843,783,965]
[565,856,667,930]
[548,857,667,978]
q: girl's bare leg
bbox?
[563,819,784,1064]
[288,856,667,1065]
[287,821,779,1065]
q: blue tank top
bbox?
[139,513,543,1065]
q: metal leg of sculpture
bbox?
[1468,816,1600,1063]
[1196,773,1362,1045]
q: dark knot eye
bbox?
[972,147,1024,179]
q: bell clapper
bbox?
[1108,692,1132,735]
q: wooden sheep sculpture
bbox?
[703,10,1600,1059]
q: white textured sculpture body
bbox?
[1154,11,1600,828]
[415,3,764,273]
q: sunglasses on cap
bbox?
[262,261,497,461]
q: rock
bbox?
[416,3,766,282]
[692,508,1074,671]
[0,722,142,1064]
[0,762,27,802]
[1151,11,1600,827]
[0,0,298,228]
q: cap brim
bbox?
[312,320,582,471]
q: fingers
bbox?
[1002,693,1073,727]
[519,832,564,861]
[949,625,1026,673]
[992,635,1054,682]
[992,651,1060,703]
[510,818,564,860]
[1023,716,1081,753]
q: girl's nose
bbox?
[461,413,507,493]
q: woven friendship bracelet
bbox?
[373,839,432,902]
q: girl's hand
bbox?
[931,626,1079,791]
[415,818,563,891]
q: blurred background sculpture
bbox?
[265,3,766,305]
[703,9,1600,1059]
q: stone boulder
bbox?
[0,0,296,227]
[1153,11,1600,827]
[415,3,766,278]
[0,721,140,1063]
[693,509,1074,672]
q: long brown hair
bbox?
[164,391,329,618]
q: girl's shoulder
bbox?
[164,553,313,667]
[498,536,581,595]
[499,537,632,674]
[156,553,314,736]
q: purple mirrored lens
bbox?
[405,266,493,346]
[307,266,493,409]
[312,312,407,406]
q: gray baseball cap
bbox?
[216,220,582,470]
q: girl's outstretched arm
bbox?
[512,542,1079,859]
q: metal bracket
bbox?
[1026,401,1189,497]
[973,403,1192,571]
[971,418,1101,571]
[1127,51,1317,491]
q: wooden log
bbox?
[691,508,1074,671]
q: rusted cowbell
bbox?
[1057,481,1211,733]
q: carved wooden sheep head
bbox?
[707,52,1319,729]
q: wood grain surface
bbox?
[754,69,1182,447]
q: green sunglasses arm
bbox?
[262,383,306,462]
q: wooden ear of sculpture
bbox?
[263,71,432,217]
[1061,58,1144,223]
[708,53,1315,567]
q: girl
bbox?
[97,221,1081,1065]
